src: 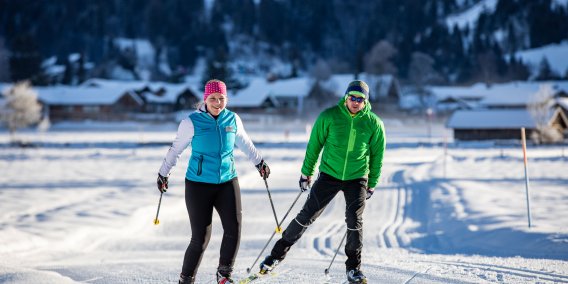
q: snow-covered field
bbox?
[1,119,567,283]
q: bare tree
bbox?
[0,81,42,141]
[363,40,398,76]
[409,52,443,86]
[528,84,562,144]
[310,58,332,81]
[409,52,442,109]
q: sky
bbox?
[0,118,567,283]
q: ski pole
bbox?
[263,177,283,234]
[153,192,163,225]
[246,190,304,274]
[324,229,348,276]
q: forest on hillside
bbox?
[0,0,567,87]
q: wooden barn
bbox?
[447,108,568,141]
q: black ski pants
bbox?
[270,172,367,271]
[181,178,242,278]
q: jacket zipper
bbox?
[342,118,355,180]
[216,119,222,183]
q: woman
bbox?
[157,79,270,284]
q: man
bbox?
[258,80,386,283]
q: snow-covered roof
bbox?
[144,83,199,103]
[447,109,536,129]
[36,86,137,105]
[80,78,150,90]
[230,78,277,107]
[556,98,568,110]
[81,79,199,104]
[428,81,568,107]
[480,81,568,107]
[447,107,567,129]
[268,77,312,98]
[430,83,489,101]
[321,74,357,97]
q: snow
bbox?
[35,86,134,105]
[513,41,568,76]
[445,0,498,29]
[1,118,567,283]
[447,109,535,128]
[552,0,568,9]
[427,81,568,109]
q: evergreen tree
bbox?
[0,38,11,82]
[258,0,287,45]
[202,47,237,89]
[536,57,559,81]
[506,56,530,81]
[9,34,42,83]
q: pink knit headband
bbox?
[204,79,227,100]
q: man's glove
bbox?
[157,174,168,193]
[366,187,375,200]
[255,160,270,179]
[299,175,312,192]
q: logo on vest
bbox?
[225,126,234,132]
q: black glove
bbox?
[366,187,375,200]
[157,174,168,193]
[255,160,270,179]
[299,175,312,192]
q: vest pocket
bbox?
[197,155,204,176]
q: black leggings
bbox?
[181,178,242,278]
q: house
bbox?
[138,83,200,113]
[429,83,488,111]
[555,98,568,118]
[362,74,401,104]
[268,77,313,114]
[36,86,144,121]
[427,81,568,112]
[81,78,200,114]
[230,78,279,112]
[447,108,568,140]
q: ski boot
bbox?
[259,255,279,275]
[178,273,194,284]
[216,271,234,284]
[346,269,367,283]
[217,265,235,284]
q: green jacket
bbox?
[301,96,386,188]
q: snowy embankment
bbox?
[0,119,567,283]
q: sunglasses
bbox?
[348,95,365,103]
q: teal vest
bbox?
[186,109,238,184]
